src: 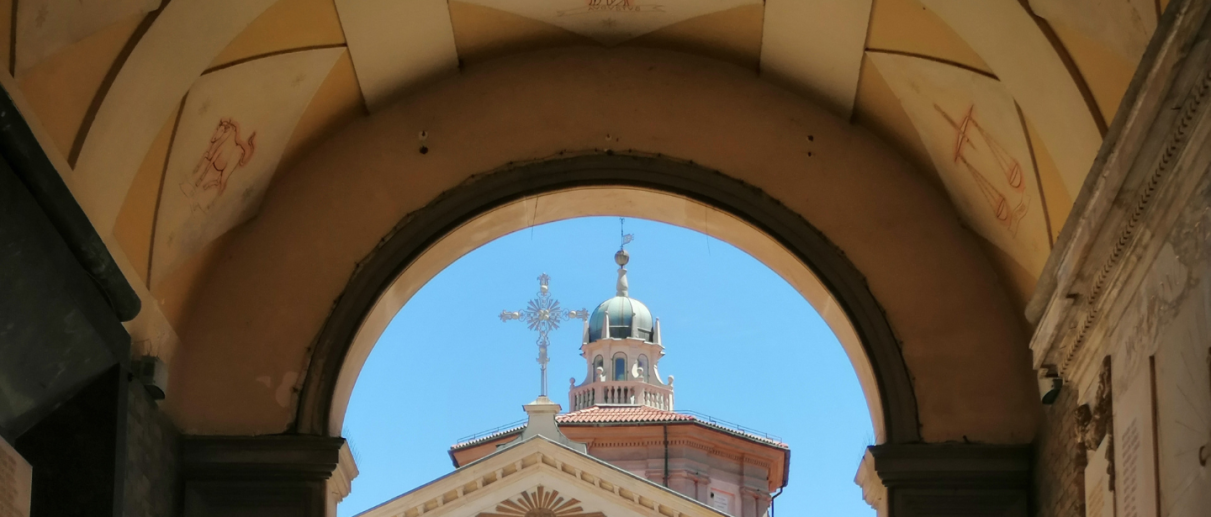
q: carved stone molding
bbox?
[1075,357,1114,452]
[739,486,770,504]
[858,444,1031,517]
[854,449,887,513]
[1074,356,1116,496]
[181,435,353,517]
[1028,0,1211,386]
[583,438,761,465]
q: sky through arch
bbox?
[339,216,875,516]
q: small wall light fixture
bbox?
[1037,367,1062,405]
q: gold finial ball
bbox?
[615,249,630,266]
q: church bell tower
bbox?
[568,247,674,411]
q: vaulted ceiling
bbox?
[1,0,1161,433]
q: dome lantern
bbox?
[570,242,674,412]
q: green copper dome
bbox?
[586,246,658,342]
[588,296,654,341]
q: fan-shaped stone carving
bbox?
[478,486,605,517]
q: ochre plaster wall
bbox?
[865,0,993,74]
[621,5,764,71]
[205,0,346,70]
[1047,19,1137,124]
[447,2,764,70]
[161,48,1039,444]
[16,11,150,164]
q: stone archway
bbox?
[294,153,921,444]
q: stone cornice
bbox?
[854,449,886,511]
[587,438,773,468]
[739,486,771,503]
[181,435,348,481]
[1027,0,1211,381]
[854,444,1031,516]
[329,441,359,502]
[865,444,1032,490]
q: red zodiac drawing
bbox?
[935,104,1028,236]
[180,118,256,213]
[559,0,663,16]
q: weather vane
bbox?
[500,273,588,397]
[620,217,634,249]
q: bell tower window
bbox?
[613,354,627,381]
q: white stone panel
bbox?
[1029,0,1156,63]
[1112,353,1159,517]
[1154,253,1211,517]
[458,0,760,46]
[335,0,459,111]
[869,52,1052,275]
[760,0,872,117]
[150,48,344,286]
[14,0,159,75]
[0,437,31,517]
[922,0,1103,198]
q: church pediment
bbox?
[359,437,727,517]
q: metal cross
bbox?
[500,273,588,397]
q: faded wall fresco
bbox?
[870,52,1052,275]
[149,48,344,287]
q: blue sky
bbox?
[338,217,875,517]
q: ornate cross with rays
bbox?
[500,273,588,397]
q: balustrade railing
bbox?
[569,381,673,411]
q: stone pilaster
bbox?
[739,486,770,517]
[666,470,697,500]
[692,472,711,503]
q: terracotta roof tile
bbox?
[555,405,695,423]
